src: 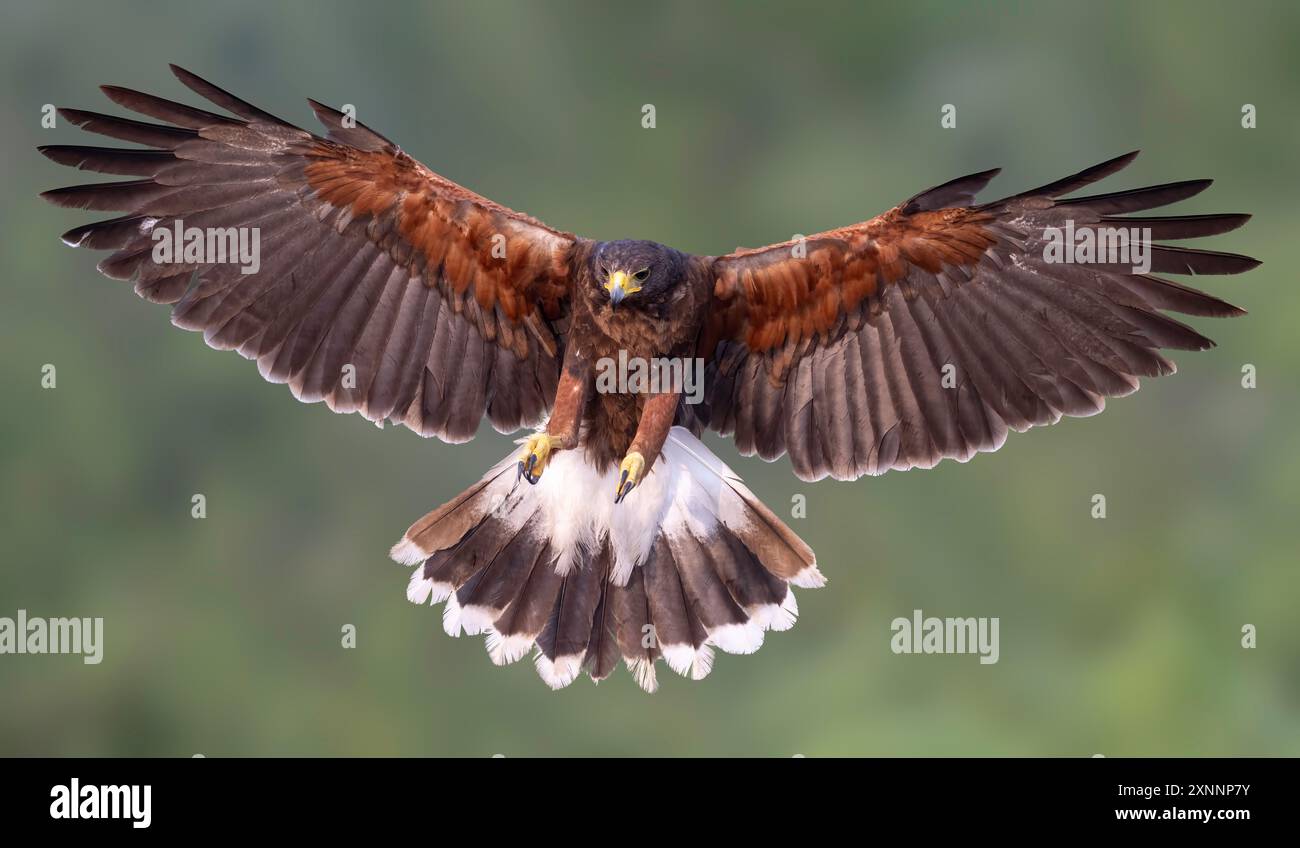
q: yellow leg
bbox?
[615,451,645,504]
[517,432,560,485]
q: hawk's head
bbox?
[591,240,687,311]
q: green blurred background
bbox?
[1,0,1295,756]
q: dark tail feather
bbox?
[584,574,621,684]
[534,541,608,688]
[611,567,659,692]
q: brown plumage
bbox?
[41,67,1258,691]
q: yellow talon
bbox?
[615,451,645,504]
[517,432,559,485]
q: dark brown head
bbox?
[589,239,689,313]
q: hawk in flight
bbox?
[42,67,1257,691]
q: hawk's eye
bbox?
[598,264,609,278]
[633,268,650,282]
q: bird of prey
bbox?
[41,66,1258,692]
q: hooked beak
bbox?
[604,270,640,307]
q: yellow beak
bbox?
[604,270,641,306]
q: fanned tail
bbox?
[391,427,823,691]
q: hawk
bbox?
[41,67,1258,691]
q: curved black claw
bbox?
[614,470,635,504]
[518,453,540,485]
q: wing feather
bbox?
[704,152,1258,480]
[41,66,585,441]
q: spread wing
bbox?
[701,152,1259,481]
[41,65,581,443]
